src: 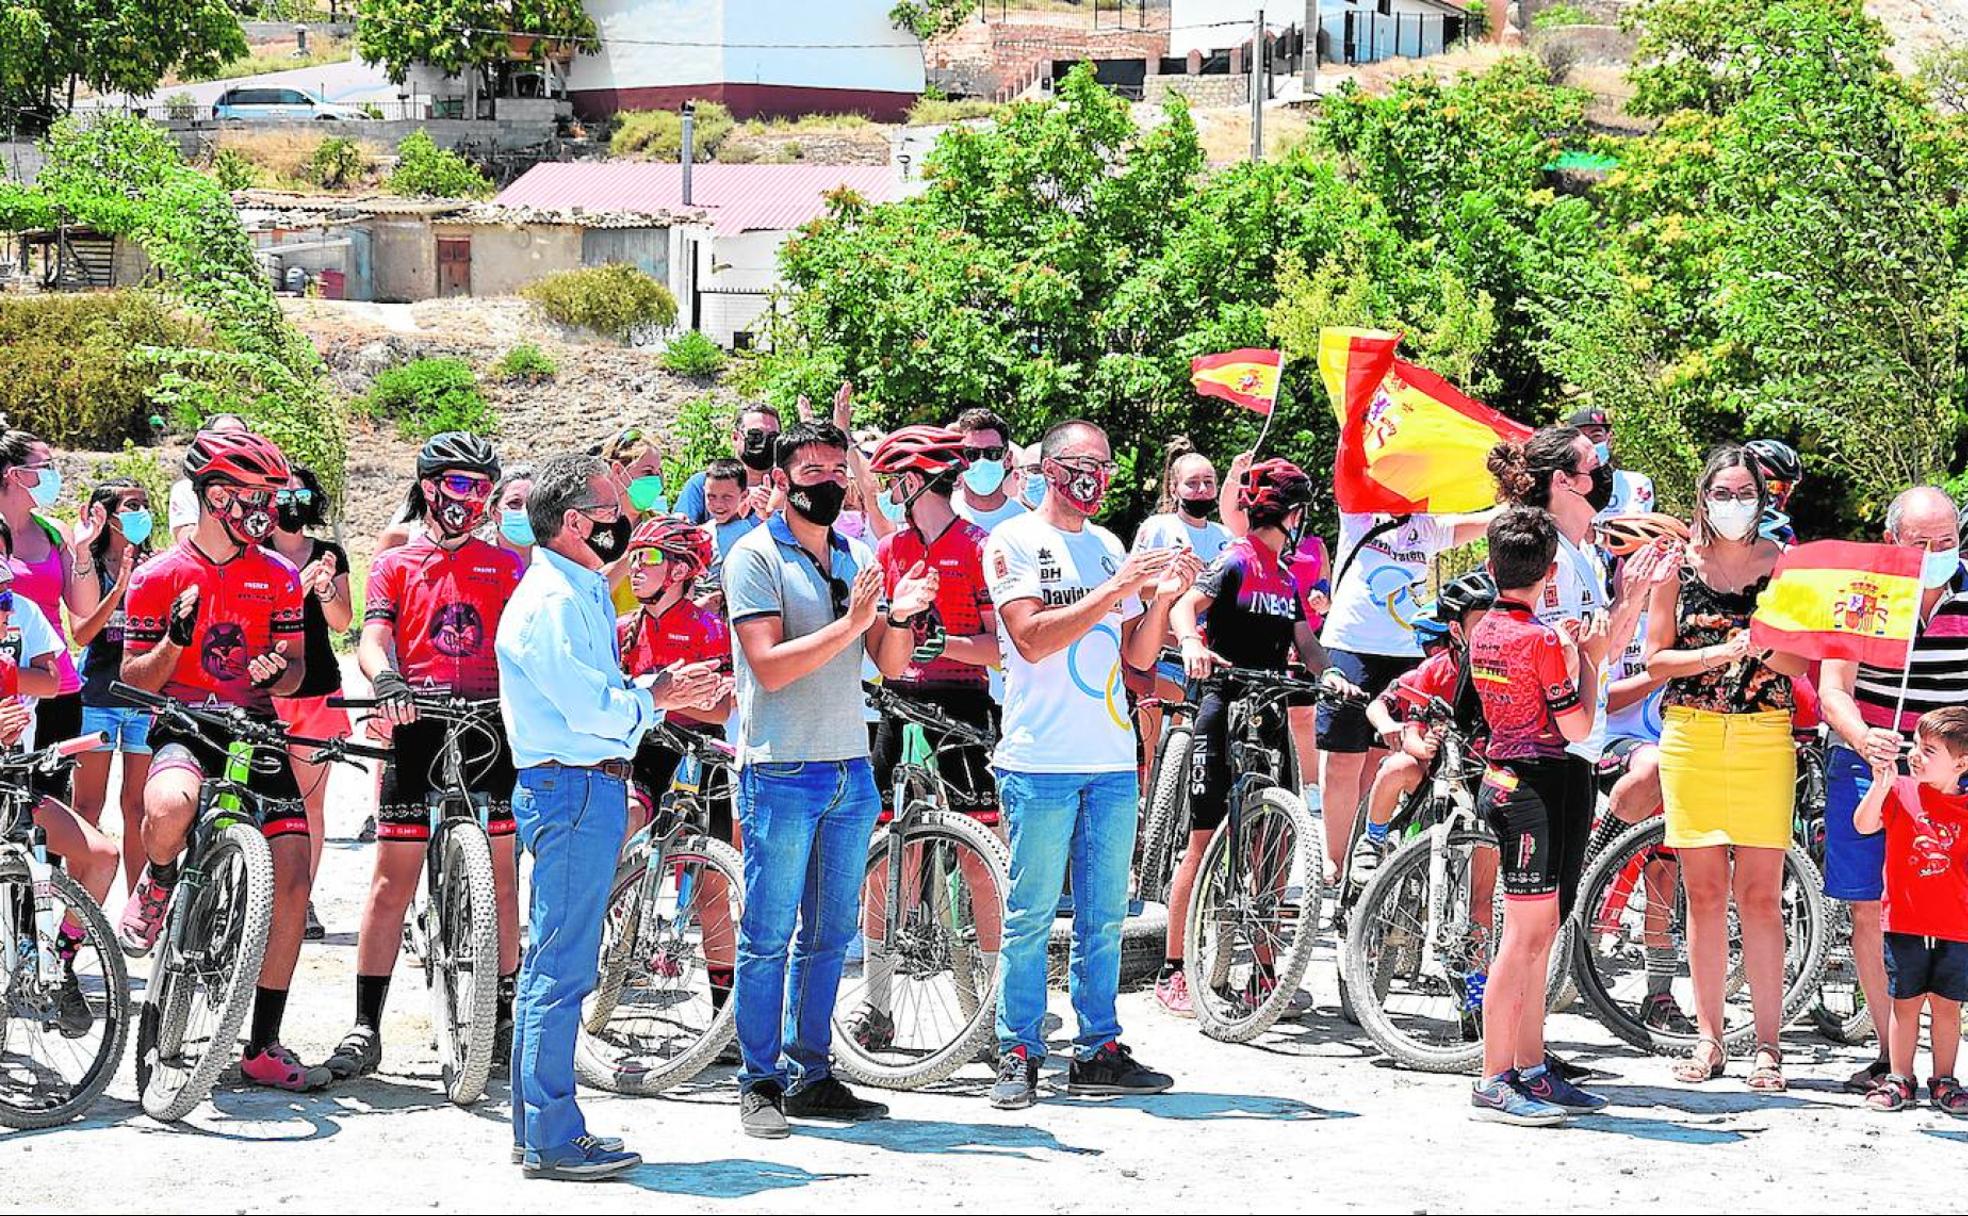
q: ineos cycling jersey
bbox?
[1198,534,1304,671]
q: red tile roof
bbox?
[494,163,899,235]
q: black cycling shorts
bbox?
[632,720,734,840]
[1477,755,1592,915]
[870,683,1000,824]
[1187,687,1293,833]
[1317,649,1416,754]
[377,716,516,842]
[31,692,82,801]
[147,714,307,840]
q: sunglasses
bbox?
[214,488,273,511]
[437,473,493,499]
[275,488,315,508]
[961,445,1007,463]
[629,548,669,570]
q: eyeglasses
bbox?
[577,501,622,524]
[1052,457,1119,477]
[275,488,315,508]
[214,488,273,511]
[628,548,668,569]
[1704,488,1760,504]
[438,473,493,500]
[961,445,1007,463]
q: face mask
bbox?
[118,508,154,547]
[739,429,777,472]
[500,508,535,546]
[1592,441,1612,468]
[1920,546,1961,590]
[626,474,666,513]
[876,486,907,524]
[1707,499,1759,542]
[24,466,60,509]
[275,503,309,534]
[586,513,631,562]
[433,492,488,538]
[963,460,1007,498]
[216,494,275,544]
[1047,462,1109,517]
[786,478,848,527]
[1178,495,1216,521]
[1585,464,1615,513]
[1017,475,1046,510]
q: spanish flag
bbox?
[1749,541,1923,666]
[1191,349,1284,416]
[1318,328,1531,515]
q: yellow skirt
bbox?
[1658,706,1796,851]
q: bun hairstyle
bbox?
[1487,426,1586,511]
[1154,436,1210,515]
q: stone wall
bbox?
[1144,73,1248,107]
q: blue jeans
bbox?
[994,768,1138,1061]
[735,758,881,1093]
[509,765,628,1154]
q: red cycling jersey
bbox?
[618,599,732,676]
[878,519,993,688]
[126,541,304,714]
[364,535,522,699]
[1468,598,1579,762]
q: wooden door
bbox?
[436,237,471,298]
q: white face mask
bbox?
[1707,499,1759,542]
[1920,546,1961,590]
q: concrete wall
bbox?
[1170,0,1295,57]
[1145,73,1249,106]
[433,223,584,297]
[370,218,436,301]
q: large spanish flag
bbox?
[1749,541,1923,666]
[1317,328,1532,514]
[1191,349,1284,416]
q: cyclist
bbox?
[850,425,1002,1049]
[117,429,329,1090]
[1159,458,1353,1019]
[323,433,525,1081]
[1745,438,1802,545]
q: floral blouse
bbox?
[1662,567,1794,714]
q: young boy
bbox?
[698,458,760,605]
[1855,705,1968,1117]
[1466,507,1605,1126]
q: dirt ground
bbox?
[5,724,1966,1213]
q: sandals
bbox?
[1672,1036,1726,1084]
[1866,1073,1915,1112]
[1745,1043,1786,1093]
[1930,1075,1968,1119]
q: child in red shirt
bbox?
[1854,705,1968,1117]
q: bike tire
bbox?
[430,824,500,1106]
[584,841,649,1036]
[0,863,131,1129]
[1809,901,1873,1046]
[832,810,1009,1090]
[575,836,744,1095]
[1570,818,1831,1057]
[1136,725,1193,905]
[138,823,273,1122]
[1186,788,1322,1045]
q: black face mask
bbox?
[786,479,848,527]
[739,429,778,472]
[585,514,631,562]
[1178,495,1217,521]
[1586,464,1615,513]
[276,504,310,534]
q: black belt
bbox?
[537,758,633,780]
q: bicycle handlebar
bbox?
[1155,647,1362,706]
[0,732,108,774]
[330,692,502,722]
[648,717,738,768]
[109,681,391,765]
[862,681,995,749]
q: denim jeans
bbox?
[994,768,1138,1061]
[735,758,881,1092]
[508,765,628,1154]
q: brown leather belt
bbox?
[537,758,634,780]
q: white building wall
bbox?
[566,0,923,96]
[1169,0,1296,57]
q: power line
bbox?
[349,14,1281,51]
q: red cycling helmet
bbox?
[1238,457,1314,521]
[869,425,970,478]
[183,430,290,491]
[626,514,713,573]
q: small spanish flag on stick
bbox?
[1749,541,1923,668]
[1191,349,1285,417]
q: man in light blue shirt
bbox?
[496,452,726,1182]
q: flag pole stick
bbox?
[1888,595,1925,737]
[1252,352,1285,456]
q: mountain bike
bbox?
[577,718,745,1094]
[832,681,1008,1090]
[1134,689,1197,906]
[1793,737,1870,1044]
[1340,708,1576,1073]
[0,734,128,1129]
[332,690,509,1105]
[112,682,387,1121]
[1182,661,1339,1044]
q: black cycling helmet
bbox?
[1434,569,1497,626]
[1744,438,1801,486]
[417,431,500,481]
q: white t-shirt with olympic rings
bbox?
[1319,512,1458,658]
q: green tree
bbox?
[354,0,596,91]
[0,0,247,130]
[385,129,493,198]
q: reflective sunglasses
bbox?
[961,444,1007,463]
[437,473,493,500]
[275,488,315,508]
[629,548,668,570]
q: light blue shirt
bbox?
[496,544,659,768]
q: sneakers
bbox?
[241,1043,333,1092]
[1637,992,1695,1035]
[304,903,326,942]
[990,1047,1040,1110]
[1154,970,1194,1018]
[783,1076,889,1122]
[844,1003,897,1052]
[52,967,93,1039]
[1514,1064,1608,1114]
[1844,1057,1892,1095]
[740,1080,790,1139]
[1865,1073,1915,1112]
[1067,1041,1172,1096]
[1350,832,1390,886]
[1930,1075,1968,1119]
[323,1025,382,1080]
[521,1134,641,1181]
[514,1135,621,1165]
[116,871,173,957]
[356,815,378,844]
[1471,1072,1567,1127]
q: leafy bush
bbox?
[522,264,678,341]
[357,357,497,440]
[86,441,175,522]
[305,135,367,189]
[660,393,730,494]
[0,293,206,448]
[212,146,261,191]
[492,342,557,383]
[386,129,493,199]
[659,330,727,378]
[1532,2,1592,29]
[610,102,733,160]
[889,0,972,39]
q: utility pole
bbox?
[1250,7,1264,162]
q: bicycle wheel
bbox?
[1809,901,1872,1045]
[833,809,1008,1090]
[429,823,499,1106]
[1571,818,1830,1056]
[1135,724,1192,905]
[137,823,273,1122]
[0,861,130,1129]
[576,835,744,1095]
[1186,787,1322,1044]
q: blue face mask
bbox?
[1921,546,1961,590]
[25,466,60,509]
[1018,475,1046,510]
[1592,441,1612,468]
[500,508,535,546]
[117,508,154,547]
[876,487,907,524]
[963,460,1008,498]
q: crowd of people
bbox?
[3,389,1966,1179]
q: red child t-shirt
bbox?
[1881,776,1968,942]
[1467,598,1579,762]
[364,535,522,699]
[877,519,993,689]
[125,541,305,715]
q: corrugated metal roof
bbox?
[493,163,899,235]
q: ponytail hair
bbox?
[1488,425,1585,510]
[1155,438,1216,516]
